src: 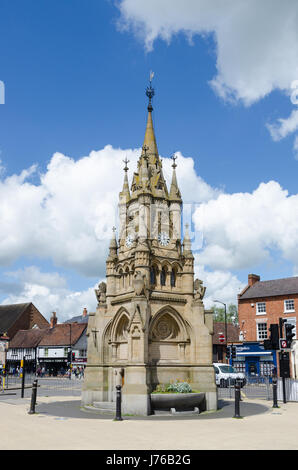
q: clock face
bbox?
[158,232,170,246]
[125,234,135,247]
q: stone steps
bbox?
[91,401,116,413]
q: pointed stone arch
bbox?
[149,306,190,342]
[110,308,130,362]
[149,306,191,364]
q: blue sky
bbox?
[0,0,298,320]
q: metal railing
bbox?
[218,375,298,402]
[1,372,83,396]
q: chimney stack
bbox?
[50,311,57,328]
[83,307,88,318]
[248,274,260,287]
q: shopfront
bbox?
[231,342,277,377]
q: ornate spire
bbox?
[119,157,131,202]
[169,153,182,202]
[130,73,169,199]
[143,73,159,162]
[182,223,193,257]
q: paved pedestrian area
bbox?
[0,393,298,450]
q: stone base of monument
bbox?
[150,392,206,414]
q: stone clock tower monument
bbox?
[82,78,217,414]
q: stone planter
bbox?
[150,392,206,413]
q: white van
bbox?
[213,363,246,388]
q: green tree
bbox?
[212,303,238,324]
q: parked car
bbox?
[213,363,246,388]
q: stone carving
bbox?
[155,320,172,339]
[152,314,179,341]
[95,281,107,304]
[194,279,206,300]
[133,271,146,296]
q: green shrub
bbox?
[166,381,192,393]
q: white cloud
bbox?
[117,0,298,106]
[193,180,298,272]
[2,266,98,322]
[195,263,246,308]
[266,110,298,142]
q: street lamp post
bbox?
[67,323,72,380]
[213,300,228,363]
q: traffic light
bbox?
[71,352,75,362]
[231,345,237,359]
[67,351,72,363]
[285,323,295,348]
[267,324,279,350]
[226,346,231,359]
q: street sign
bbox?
[219,333,225,343]
[279,338,288,350]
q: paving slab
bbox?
[0,395,297,450]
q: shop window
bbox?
[256,302,266,315]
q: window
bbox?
[170,269,176,287]
[256,302,266,314]
[257,323,268,340]
[284,299,295,312]
[160,267,166,286]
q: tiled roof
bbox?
[240,277,298,300]
[213,322,240,344]
[38,323,86,347]
[64,314,88,324]
[9,328,47,348]
[0,303,31,333]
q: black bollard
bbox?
[234,379,242,418]
[28,379,38,415]
[272,375,279,408]
[114,385,123,421]
[21,366,26,398]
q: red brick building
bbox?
[238,274,298,378]
[0,303,49,340]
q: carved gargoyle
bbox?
[95,281,107,304]
[194,278,206,300]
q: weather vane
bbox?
[171,153,178,169]
[146,70,155,110]
[123,156,129,172]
